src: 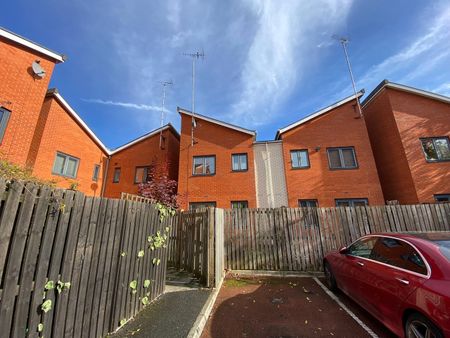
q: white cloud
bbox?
[433,83,450,97]
[83,98,169,113]
[229,0,353,126]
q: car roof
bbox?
[366,232,450,246]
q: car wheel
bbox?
[405,313,443,338]
[323,261,337,291]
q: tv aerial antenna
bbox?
[183,50,205,146]
[159,80,173,148]
[332,35,363,118]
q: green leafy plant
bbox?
[41,299,52,313]
[120,319,127,327]
[38,323,44,333]
[141,296,149,305]
[129,280,137,294]
[121,251,127,257]
[44,280,55,291]
[143,279,151,288]
[56,280,71,294]
[137,250,145,258]
[152,258,161,266]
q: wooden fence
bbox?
[120,192,155,204]
[167,209,214,286]
[0,180,170,338]
[224,204,450,272]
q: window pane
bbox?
[93,165,100,181]
[353,200,368,207]
[434,138,450,160]
[290,152,299,168]
[193,158,204,175]
[328,149,341,168]
[135,167,145,183]
[232,155,240,171]
[239,155,247,170]
[371,238,427,275]
[299,151,309,167]
[205,157,215,174]
[342,148,356,168]
[435,194,450,203]
[347,238,376,258]
[232,201,248,209]
[421,139,438,161]
[66,158,78,177]
[113,168,120,182]
[189,202,216,210]
[53,154,66,174]
[299,200,318,207]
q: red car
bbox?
[323,232,450,338]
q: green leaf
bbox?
[41,299,52,313]
[64,282,71,289]
[44,281,54,290]
[165,227,170,233]
[132,290,137,295]
[121,251,127,257]
[120,319,127,326]
[147,236,153,242]
[156,259,161,266]
[141,296,149,305]
[38,323,44,332]
[137,250,145,258]
[152,258,157,265]
[129,280,137,290]
[144,279,151,288]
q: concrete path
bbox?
[108,269,211,338]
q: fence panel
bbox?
[0,179,170,338]
[223,204,450,272]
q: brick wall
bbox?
[0,38,57,166]
[31,95,108,196]
[103,127,180,199]
[363,89,419,204]
[177,113,257,210]
[388,89,450,203]
[280,99,385,207]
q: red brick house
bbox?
[0,27,65,166]
[276,92,385,207]
[103,124,180,199]
[363,80,450,204]
[31,89,109,196]
[177,108,257,210]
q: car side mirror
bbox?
[339,246,348,254]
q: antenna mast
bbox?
[159,80,173,148]
[183,50,204,146]
[333,36,363,118]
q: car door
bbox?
[333,237,377,303]
[362,236,429,330]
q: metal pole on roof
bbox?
[334,36,363,118]
[159,81,172,148]
[183,50,204,146]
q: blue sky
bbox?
[4,0,450,148]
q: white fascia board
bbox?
[110,125,170,155]
[276,92,363,138]
[53,93,110,154]
[178,108,256,136]
[362,82,450,107]
[0,27,65,63]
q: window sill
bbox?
[291,166,310,170]
[52,172,77,179]
[328,167,359,171]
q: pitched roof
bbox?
[362,80,450,107]
[110,124,180,155]
[177,107,257,136]
[275,91,364,140]
[47,89,109,154]
[0,27,66,63]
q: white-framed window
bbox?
[52,152,79,178]
[232,153,248,171]
[92,164,100,181]
[327,147,358,169]
[193,156,216,175]
[290,150,309,169]
[420,137,450,162]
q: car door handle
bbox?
[356,261,364,267]
[396,278,410,285]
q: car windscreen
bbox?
[435,240,450,262]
